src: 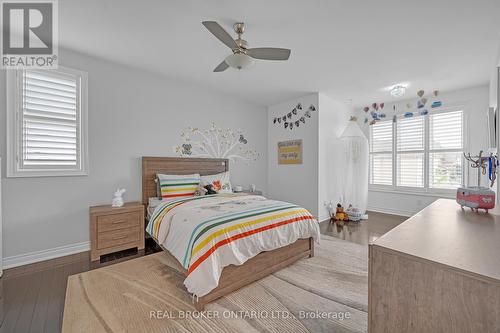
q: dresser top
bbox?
[372,199,500,281]
[90,202,143,214]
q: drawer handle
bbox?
[112,220,125,224]
[112,235,128,240]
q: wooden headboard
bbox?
[142,157,229,205]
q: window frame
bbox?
[6,66,89,178]
[369,107,467,195]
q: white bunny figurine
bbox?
[112,188,126,207]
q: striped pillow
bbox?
[157,173,201,200]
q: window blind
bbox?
[396,117,424,187]
[370,121,392,152]
[429,111,463,188]
[369,121,393,186]
[429,152,463,189]
[20,70,79,168]
[430,111,463,150]
[368,109,464,192]
[370,154,392,185]
[397,117,424,151]
[397,153,424,187]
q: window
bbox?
[397,117,424,188]
[7,67,88,177]
[369,110,464,193]
[429,111,463,189]
[369,121,393,186]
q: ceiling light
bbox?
[390,85,406,97]
[225,53,255,70]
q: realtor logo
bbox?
[1,0,58,68]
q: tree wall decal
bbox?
[173,123,259,163]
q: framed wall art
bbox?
[278,139,303,164]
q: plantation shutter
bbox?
[429,111,463,189]
[369,121,393,186]
[396,117,424,188]
[19,69,80,169]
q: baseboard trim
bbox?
[367,205,414,217]
[3,241,90,269]
[317,214,331,223]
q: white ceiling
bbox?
[59,0,500,107]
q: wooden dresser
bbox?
[369,199,500,332]
[90,202,144,262]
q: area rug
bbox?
[62,235,368,333]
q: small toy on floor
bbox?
[334,203,349,222]
[345,205,363,221]
[329,202,364,223]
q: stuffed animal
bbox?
[194,183,208,196]
[204,184,218,195]
[334,203,349,221]
[112,188,126,207]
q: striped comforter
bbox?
[146,194,320,297]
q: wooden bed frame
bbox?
[142,156,314,310]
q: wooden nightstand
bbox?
[90,202,145,262]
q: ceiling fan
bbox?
[202,21,291,72]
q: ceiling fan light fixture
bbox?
[224,53,255,70]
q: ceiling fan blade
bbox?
[246,48,291,60]
[202,21,238,50]
[213,61,229,72]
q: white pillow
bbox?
[201,171,233,193]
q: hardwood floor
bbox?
[0,212,406,332]
[0,239,161,333]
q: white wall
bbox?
[356,85,490,216]
[267,93,353,220]
[0,48,268,265]
[489,67,498,109]
[318,94,353,220]
[267,94,319,216]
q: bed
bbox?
[142,156,319,310]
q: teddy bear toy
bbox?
[334,203,349,221]
[204,184,218,195]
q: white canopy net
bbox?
[339,117,369,215]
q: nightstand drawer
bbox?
[97,211,142,232]
[97,227,141,250]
